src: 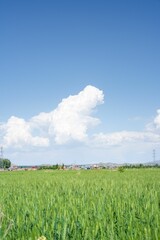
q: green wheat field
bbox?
[0,169,160,240]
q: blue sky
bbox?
[0,0,160,165]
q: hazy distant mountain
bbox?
[95,161,160,167]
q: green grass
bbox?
[0,169,160,239]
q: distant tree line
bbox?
[123,164,160,169]
[38,164,65,170]
[0,159,11,169]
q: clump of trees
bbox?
[0,159,11,169]
[38,164,65,170]
[38,164,59,170]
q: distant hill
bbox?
[96,160,160,168]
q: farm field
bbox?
[0,169,160,240]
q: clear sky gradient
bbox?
[0,0,160,165]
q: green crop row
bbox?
[0,169,160,239]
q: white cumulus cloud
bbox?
[1,85,159,152]
[31,85,104,144]
[49,85,104,144]
[146,109,160,132]
[3,116,49,148]
[91,131,160,147]
[0,85,104,148]
[154,109,160,130]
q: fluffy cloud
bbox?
[154,109,160,130]
[1,85,104,148]
[3,116,49,148]
[31,85,104,144]
[146,109,160,132]
[91,108,160,148]
[49,85,104,144]
[0,85,159,151]
[91,131,160,147]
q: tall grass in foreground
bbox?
[0,169,160,239]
